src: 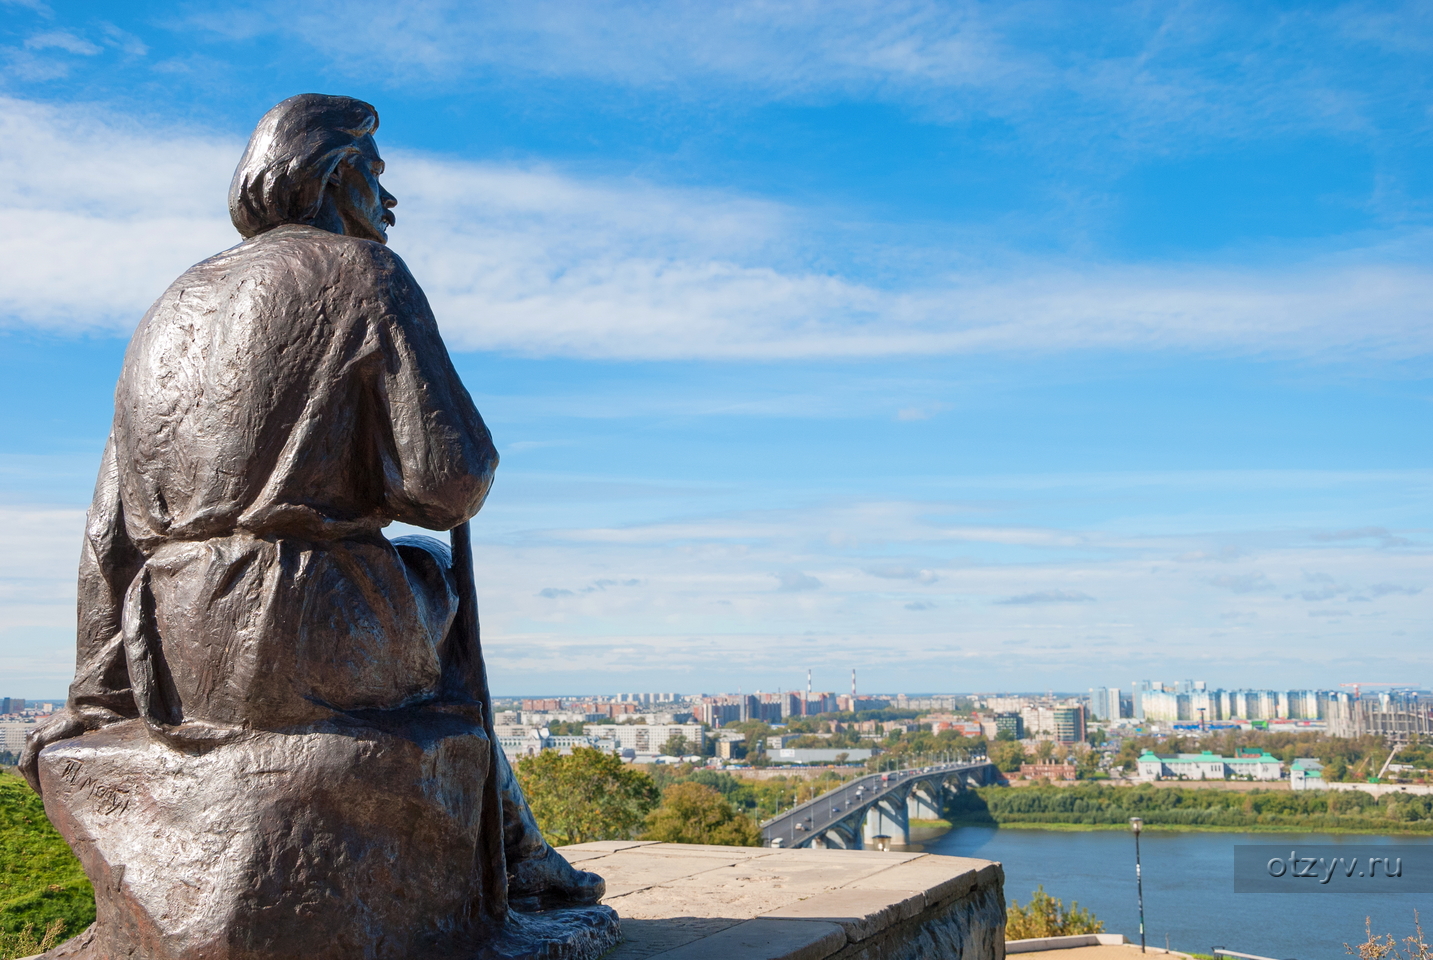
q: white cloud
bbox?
[25,30,101,54]
[196,0,1433,157]
[994,589,1095,605]
[1206,572,1274,594]
[866,565,939,584]
[774,570,822,592]
[4,475,1430,691]
[2,94,1432,361]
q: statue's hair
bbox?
[229,94,379,239]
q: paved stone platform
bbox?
[556,840,1005,960]
[1009,944,1191,960]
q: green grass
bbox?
[0,770,93,949]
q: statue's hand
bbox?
[19,709,87,795]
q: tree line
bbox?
[949,783,1433,832]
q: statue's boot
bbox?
[508,845,606,909]
[498,747,606,909]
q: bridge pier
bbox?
[863,794,909,847]
[758,761,998,850]
[817,819,861,849]
[907,782,943,821]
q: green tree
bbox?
[725,720,772,758]
[660,733,692,756]
[515,747,660,846]
[1006,886,1103,939]
[546,720,587,736]
[991,740,1027,773]
[643,782,762,846]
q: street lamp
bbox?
[1129,817,1145,953]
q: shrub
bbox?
[643,782,762,846]
[1006,886,1104,939]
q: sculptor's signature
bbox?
[59,759,131,817]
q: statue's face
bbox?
[329,134,397,243]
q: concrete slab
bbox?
[843,854,999,907]
[642,918,847,960]
[608,851,918,920]
[761,886,925,941]
[566,848,748,899]
[1012,946,1190,960]
[557,843,1003,960]
[622,843,774,859]
[560,840,663,853]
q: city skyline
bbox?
[1,2,1429,696]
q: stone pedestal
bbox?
[37,717,618,960]
[560,841,1005,960]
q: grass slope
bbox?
[0,770,94,943]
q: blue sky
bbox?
[1,0,1430,698]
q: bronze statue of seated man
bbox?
[21,94,615,960]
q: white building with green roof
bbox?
[1136,749,1283,781]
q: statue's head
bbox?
[229,94,396,243]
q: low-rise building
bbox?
[584,723,706,756]
[769,748,872,765]
[1290,757,1327,790]
[499,730,601,761]
[1020,762,1078,781]
[1136,749,1283,781]
[930,720,983,738]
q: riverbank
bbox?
[951,818,1433,835]
[948,783,1433,835]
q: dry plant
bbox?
[1347,913,1433,960]
[0,919,65,960]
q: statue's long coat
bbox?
[69,224,499,735]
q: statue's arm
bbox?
[371,259,499,531]
[21,436,142,793]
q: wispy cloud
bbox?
[25,31,101,54]
[994,589,1095,605]
[3,96,1432,361]
[774,570,822,592]
[192,0,1433,160]
[866,565,939,584]
[3,473,1429,691]
[1207,573,1274,594]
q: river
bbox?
[918,825,1433,959]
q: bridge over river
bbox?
[760,758,999,849]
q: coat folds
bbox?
[69,224,499,735]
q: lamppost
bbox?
[1129,817,1145,953]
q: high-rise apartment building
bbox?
[1053,705,1086,743]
